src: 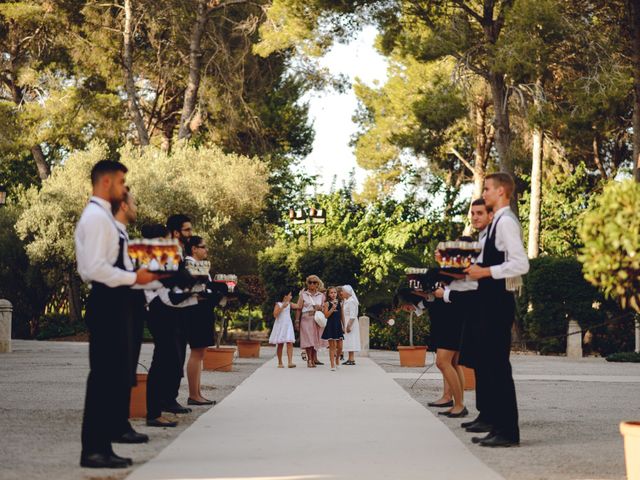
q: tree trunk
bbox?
[528,127,543,258]
[64,270,83,324]
[592,133,607,180]
[123,0,150,146]
[31,144,51,180]
[629,0,640,182]
[488,73,512,174]
[178,0,209,140]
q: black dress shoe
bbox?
[80,453,130,469]
[428,400,453,408]
[110,452,133,466]
[187,397,216,406]
[112,430,149,444]
[447,407,469,418]
[479,434,519,448]
[162,403,192,414]
[461,416,482,428]
[146,418,178,427]
[466,421,493,433]
[314,361,324,365]
[471,433,495,444]
[437,410,453,416]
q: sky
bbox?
[299,26,388,193]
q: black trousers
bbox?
[146,298,185,419]
[81,285,132,455]
[451,290,487,420]
[114,291,147,434]
[476,290,519,440]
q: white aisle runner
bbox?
[127,355,503,480]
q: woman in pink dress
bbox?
[294,275,327,368]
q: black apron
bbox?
[476,215,520,440]
[80,201,135,453]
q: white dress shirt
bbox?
[483,206,529,279]
[75,196,137,288]
[443,227,488,303]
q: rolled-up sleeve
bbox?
[489,217,530,279]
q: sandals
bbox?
[301,351,308,361]
[277,364,284,368]
[288,364,296,368]
[344,360,356,365]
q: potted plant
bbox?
[398,311,428,367]
[236,311,261,358]
[129,365,148,418]
[204,309,236,372]
[620,421,640,480]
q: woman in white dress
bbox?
[341,285,360,365]
[269,289,298,368]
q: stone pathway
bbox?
[127,354,503,480]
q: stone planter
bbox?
[129,373,147,419]
[620,421,640,480]
[462,366,476,391]
[236,339,261,358]
[398,346,428,367]
[203,347,236,372]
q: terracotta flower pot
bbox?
[398,345,428,367]
[236,339,261,358]
[620,421,640,480]
[129,373,147,419]
[203,347,236,372]
[462,366,476,391]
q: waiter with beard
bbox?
[75,161,158,469]
[464,173,529,448]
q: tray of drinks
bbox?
[436,241,481,270]
[128,238,182,273]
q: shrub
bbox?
[517,256,634,355]
[369,309,431,350]
[606,351,640,363]
[579,179,640,313]
[35,313,86,340]
[0,205,49,338]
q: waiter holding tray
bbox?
[75,160,158,469]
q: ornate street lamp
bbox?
[287,205,327,247]
[0,185,7,207]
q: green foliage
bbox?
[15,142,270,274]
[369,310,430,350]
[34,313,85,340]
[606,351,640,363]
[517,256,634,355]
[296,244,361,288]
[519,163,600,256]
[0,204,49,338]
[579,179,640,313]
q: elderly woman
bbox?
[294,275,327,368]
[341,285,360,365]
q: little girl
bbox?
[321,287,345,371]
[269,289,298,368]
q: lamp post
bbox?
[0,185,7,207]
[288,206,326,247]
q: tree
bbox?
[579,179,640,313]
[14,141,271,320]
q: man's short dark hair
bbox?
[91,160,128,186]
[485,172,515,199]
[471,198,493,213]
[166,214,191,234]
[141,223,169,239]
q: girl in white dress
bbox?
[341,285,360,365]
[269,289,298,368]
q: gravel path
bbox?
[0,340,269,480]
[370,350,639,480]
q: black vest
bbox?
[478,216,506,293]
